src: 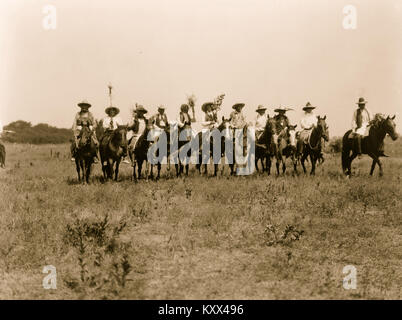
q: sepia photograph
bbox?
[0,0,401,304]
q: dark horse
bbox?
[195,117,231,176]
[75,124,97,183]
[297,116,329,175]
[275,124,299,175]
[255,117,276,174]
[130,119,155,181]
[342,114,398,177]
[0,142,5,169]
[99,126,128,181]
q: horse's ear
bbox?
[391,115,396,120]
[222,116,224,121]
[317,115,320,119]
[323,115,326,120]
[294,124,297,128]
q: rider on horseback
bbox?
[254,105,268,141]
[127,105,148,166]
[101,105,125,164]
[351,97,371,158]
[152,105,169,139]
[201,102,218,130]
[71,100,99,163]
[230,103,247,130]
[299,102,318,143]
[273,107,291,145]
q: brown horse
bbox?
[255,117,276,174]
[342,114,398,177]
[196,117,231,176]
[75,124,97,183]
[130,119,154,181]
[276,124,299,175]
[0,142,5,169]
[99,126,128,181]
[297,116,329,175]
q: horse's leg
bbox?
[310,153,316,176]
[255,157,259,173]
[114,160,120,181]
[369,157,376,176]
[138,160,142,180]
[266,156,271,176]
[185,164,189,176]
[175,163,180,177]
[107,158,114,180]
[214,164,218,177]
[75,159,81,182]
[86,160,91,184]
[204,164,208,176]
[301,151,308,174]
[282,158,286,174]
[157,163,161,180]
[348,153,357,176]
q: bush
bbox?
[2,121,72,144]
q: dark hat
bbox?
[256,105,267,112]
[232,103,245,110]
[181,104,189,112]
[201,102,214,113]
[274,106,287,113]
[105,106,120,115]
[356,97,368,105]
[303,102,316,111]
[136,105,148,114]
[78,100,91,109]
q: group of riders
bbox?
[70,96,373,168]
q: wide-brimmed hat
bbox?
[256,105,267,112]
[78,100,91,109]
[232,103,245,110]
[105,106,120,115]
[136,105,148,114]
[274,106,288,113]
[181,104,189,112]
[303,102,316,111]
[356,97,368,105]
[158,105,166,111]
[201,102,214,113]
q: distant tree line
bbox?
[2,120,72,144]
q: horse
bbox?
[255,117,276,174]
[175,124,195,177]
[195,117,231,176]
[99,126,128,181]
[74,123,97,184]
[297,116,329,175]
[130,119,155,181]
[276,124,299,175]
[0,142,6,169]
[341,114,398,177]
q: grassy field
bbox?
[0,138,401,299]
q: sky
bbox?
[0,0,401,136]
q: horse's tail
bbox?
[341,130,351,173]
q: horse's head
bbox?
[78,121,92,148]
[382,115,398,140]
[287,124,298,147]
[317,116,329,142]
[265,116,276,135]
[111,125,128,154]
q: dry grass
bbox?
[0,138,401,299]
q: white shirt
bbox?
[102,116,123,130]
[300,112,317,130]
[254,113,267,132]
[352,108,371,131]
